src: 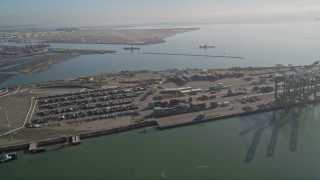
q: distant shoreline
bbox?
[6,28,199,45]
[0,48,116,82]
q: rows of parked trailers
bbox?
[39,92,141,109]
[37,87,145,106]
[36,102,139,118]
[32,105,140,124]
[31,87,146,125]
[38,92,141,110]
[65,110,139,125]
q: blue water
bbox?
[1,104,320,179]
[1,21,320,87]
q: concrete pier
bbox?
[28,142,45,153]
[71,136,81,145]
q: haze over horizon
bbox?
[1,0,320,27]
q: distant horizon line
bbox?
[0,16,316,31]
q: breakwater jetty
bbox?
[143,52,244,59]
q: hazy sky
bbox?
[0,0,319,26]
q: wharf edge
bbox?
[0,100,319,153]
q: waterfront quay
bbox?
[0,44,49,57]
[1,64,320,150]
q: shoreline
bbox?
[0,48,116,81]
[9,53,80,75]
[5,28,199,45]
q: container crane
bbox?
[274,61,320,103]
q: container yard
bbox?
[32,86,144,126]
[1,63,320,151]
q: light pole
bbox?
[4,106,9,123]
[8,125,13,140]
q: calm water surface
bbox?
[1,21,320,87]
[1,22,320,179]
[1,104,320,179]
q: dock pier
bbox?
[71,135,81,145]
[28,142,45,153]
[27,135,81,153]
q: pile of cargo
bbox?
[147,98,188,109]
[153,101,206,117]
[153,104,189,117]
[259,86,274,93]
[223,89,246,97]
[239,96,261,104]
[208,83,232,91]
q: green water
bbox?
[2,104,320,179]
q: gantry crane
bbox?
[274,61,320,104]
